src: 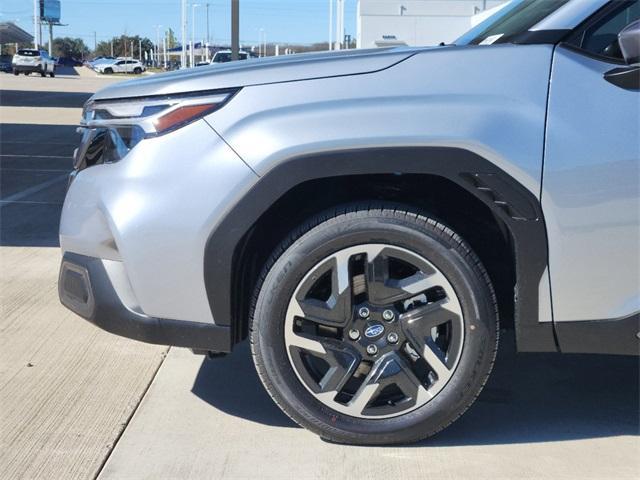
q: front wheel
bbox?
[250,206,498,445]
[103,67,113,75]
[133,67,142,74]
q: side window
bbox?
[570,1,640,61]
[116,61,125,65]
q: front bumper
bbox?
[59,252,232,351]
[59,118,258,345]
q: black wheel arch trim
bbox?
[203,146,557,353]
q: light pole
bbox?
[181,0,187,68]
[205,2,211,62]
[336,0,344,50]
[206,3,210,45]
[328,0,333,51]
[33,0,39,49]
[191,3,201,67]
[154,25,163,67]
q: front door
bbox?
[543,3,639,328]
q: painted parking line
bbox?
[0,200,62,205]
[0,173,68,205]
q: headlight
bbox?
[81,89,238,135]
[74,89,238,170]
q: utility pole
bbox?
[94,31,97,53]
[181,0,187,68]
[328,0,333,51]
[110,40,114,57]
[33,0,39,49]
[139,38,142,61]
[131,41,134,60]
[231,0,239,61]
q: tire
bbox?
[13,70,18,76]
[250,205,498,445]
[25,72,31,76]
[49,70,55,78]
[133,67,142,74]
[103,67,113,75]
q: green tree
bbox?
[166,28,177,49]
[93,35,153,59]
[52,37,89,59]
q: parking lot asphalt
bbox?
[1,73,639,480]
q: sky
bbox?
[1,0,358,47]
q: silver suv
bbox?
[12,49,56,77]
[59,0,639,445]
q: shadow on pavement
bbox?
[54,66,81,76]
[191,331,639,443]
[192,342,298,428]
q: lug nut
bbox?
[382,309,395,321]
[358,307,370,318]
[366,344,378,355]
[387,332,399,344]
[348,329,360,341]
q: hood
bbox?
[91,47,424,101]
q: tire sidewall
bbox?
[252,212,497,443]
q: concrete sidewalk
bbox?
[99,338,639,480]
[0,247,167,479]
[1,77,168,480]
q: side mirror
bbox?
[619,19,640,65]
[604,19,640,90]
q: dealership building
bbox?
[356,0,508,48]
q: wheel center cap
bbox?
[364,322,385,339]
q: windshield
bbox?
[455,0,571,45]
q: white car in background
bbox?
[96,58,145,75]
[210,50,251,64]
[12,49,56,77]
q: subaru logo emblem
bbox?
[364,323,384,338]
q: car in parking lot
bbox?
[60,0,639,445]
[210,49,251,64]
[95,58,146,75]
[12,49,56,77]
